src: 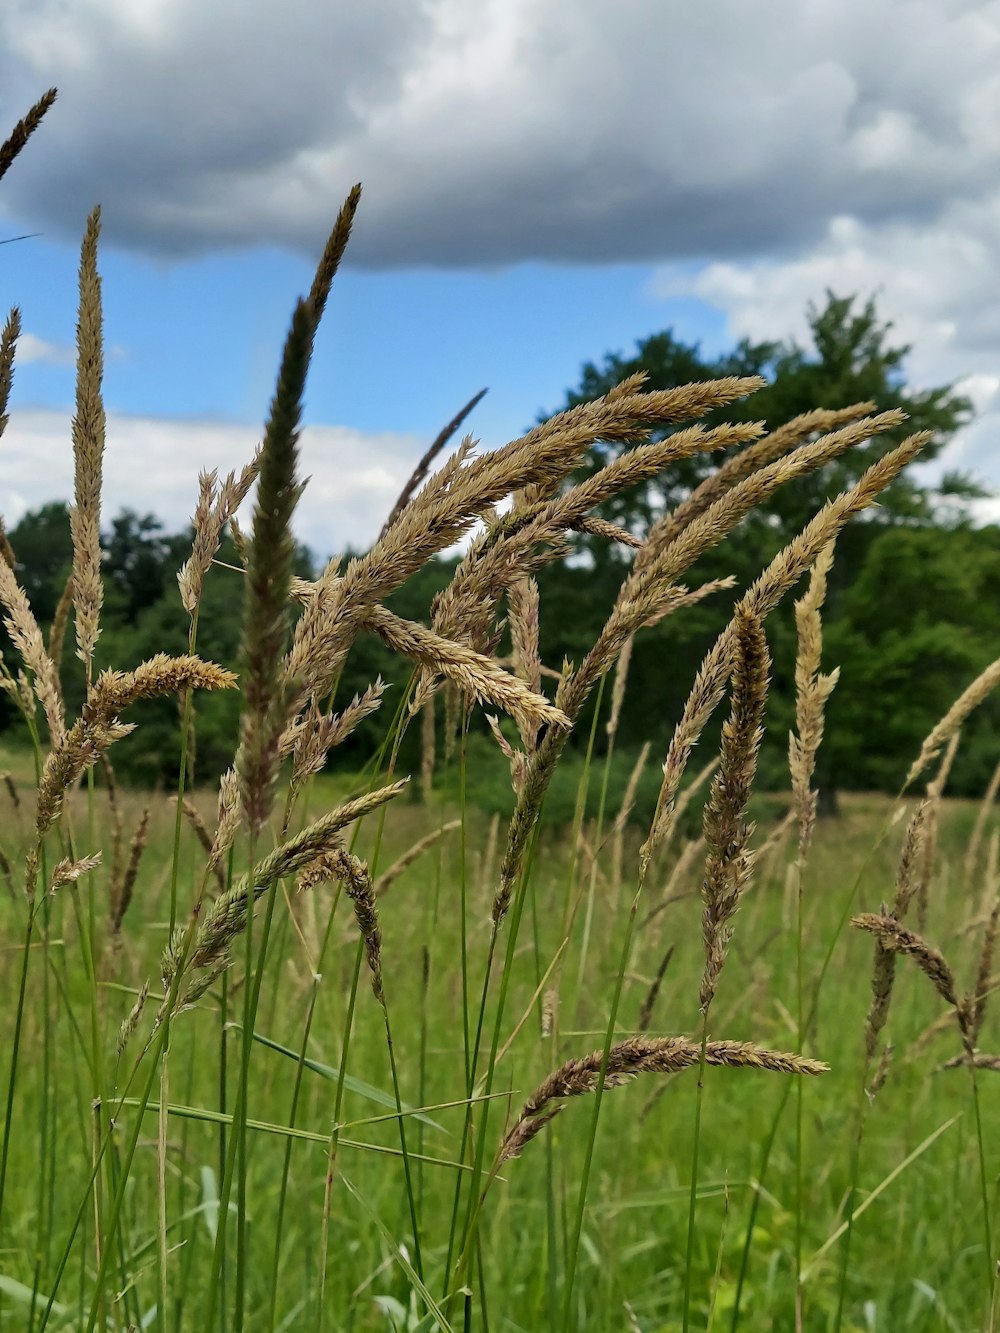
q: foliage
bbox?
[547,292,976,562]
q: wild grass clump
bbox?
[0,89,999,1333]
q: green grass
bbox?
[0,739,995,1332]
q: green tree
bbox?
[9,501,73,620]
[547,292,975,560]
[532,292,990,806]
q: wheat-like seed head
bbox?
[0,556,65,745]
[69,206,106,672]
[35,655,235,838]
[789,540,839,860]
[0,88,57,184]
[498,1035,828,1164]
[699,611,770,1012]
[162,780,406,1006]
[0,307,20,445]
[907,655,1000,790]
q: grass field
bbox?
[1,745,998,1332]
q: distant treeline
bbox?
[2,498,998,803]
[2,292,996,801]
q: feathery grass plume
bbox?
[0,307,20,445]
[641,644,734,878]
[0,555,65,744]
[0,87,57,184]
[570,513,641,547]
[592,413,905,691]
[110,807,149,936]
[535,416,764,527]
[375,819,461,898]
[732,433,927,623]
[907,653,1000,789]
[362,604,568,739]
[117,981,149,1056]
[0,772,18,813]
[869,1042,894,1098]
[235,297,313,834]
[852,912,974,1050]
[48,851,102,894]
[915,733,959,933]
[893,801,930,922]
[699,612,770,1013]
[981,829,1000,922]
[289,379,761,705]
[541,988,557,1039]
[640,433,929,870]
[381,386,488,540]
[508,575,542,744]
[655,402,877,551]
[280,679,386,794]
[228,513,248,565]
[210,767,242,869]
[0,846,13,899]
[964,755,1000,889]
[789,541,839,860]
[163,779,406,1005]
[307,183,361,322]
[36,655,235,836]
[47,572,73,689]
[69,206,106,672]
[177,451,263,617]
[0,521,13,575]
[497,1036,827,1164]
[299,848,384,1000]
[176,470,219,613]
[972,889,1000,1045]
[637,945,675,1033]
[178,794,213,857]
[426,416,762,667]
[862,802,931,1064]
[940,1051,1000,1072]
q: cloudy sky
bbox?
[2,0,999,559]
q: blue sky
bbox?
[3,0,1000,560]
[7,237,728,439]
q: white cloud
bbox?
[1,407,425,560]
[654,209,1000,498]
[18,331,74,365]
[3,0,1000,267]
[4,0,1000,511]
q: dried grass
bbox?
[498,1036,828,1164]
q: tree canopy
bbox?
[547,292,976,562]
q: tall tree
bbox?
[546,292,975,560]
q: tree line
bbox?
[3,293,997,804]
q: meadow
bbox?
[2,88,1000,1333]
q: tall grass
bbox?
[0,90,999,1333]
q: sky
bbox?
[2,0,1000,561]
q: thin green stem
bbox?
[562,873,647,1332]
[680,1016,711,1333]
